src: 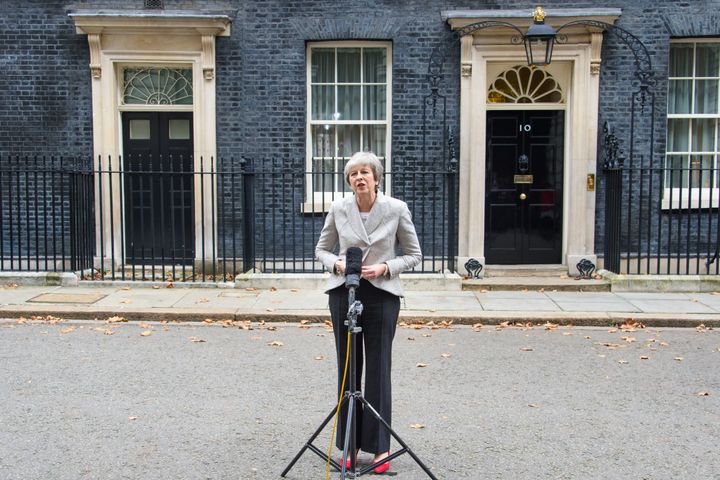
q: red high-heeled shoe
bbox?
[372,452,390,474]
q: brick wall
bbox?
[2,0,720,270]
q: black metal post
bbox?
[242,160,256,273]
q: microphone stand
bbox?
[282,282,438,480]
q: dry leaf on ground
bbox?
[60,327,76,334]
[189,337,207,343]
[107,316,127,323]
[140,330,152,337]
[267,340,284,347]
[410,423,426,429]
[416,363,428,368]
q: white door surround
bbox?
[443,8,621,277]
[70,11,231,269]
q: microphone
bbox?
[344,247,362,289]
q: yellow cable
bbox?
[326,330,351,480]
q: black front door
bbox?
[485,110,564,264]
[122,112,194,265]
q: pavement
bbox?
[1,280,720,327]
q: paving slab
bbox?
[476,298,561,312]
[473,290,550,300]
[0,286,61,304]
[403,292,483,311]
[624,298,719,314]
[93,288,188,308]
[27,292,108,304]
[170,290,261,310]
[544,291,626,303]
[251,290,328,311]
[554,301,640,313]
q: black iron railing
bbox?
[603,161,720,275]
[0,155,458,281]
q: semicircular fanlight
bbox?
[487,65,564,104]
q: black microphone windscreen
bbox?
[345,247,363,277]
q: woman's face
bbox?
[348,164,377,195]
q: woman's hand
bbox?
[334,259,345,274]
[361,263,388,280]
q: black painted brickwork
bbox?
[2,0,720,268]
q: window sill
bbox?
[661,189,720,210]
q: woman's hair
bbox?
[344,151,384,189]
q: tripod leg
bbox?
[281,395,349,478]
[360,397,439,480]
[340,395,357,479]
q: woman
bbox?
[315,151,422,473]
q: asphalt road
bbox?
[1,318,718,480]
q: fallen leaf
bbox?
[621,336,636,343]
[270,286,278,291]
[197,297,209,303]
[528,404,540,408]
[696,324,708,332]
[472,323,483,331]
[166,282,174,288]
[520,347,534,352]
[314,355,325,360]
[60,327,76,334]
[121,286,131,291]
[140,330,152,337]
[152,285,160,289]
[203,318,215,324]
[563,332,573,336]
[440,353,452,358]
[640,355,649,360]
[544,322,558,330]
[422,333,431,338]
[94,327,115,335]
[5,283,18,289]
[290,289,299,292]
[674,357,684,361]
[189,337,207,343]
[107,316,127,323]
[416,363,428,368]
[407,337,415,341]
[410,423,426,429]
[138,322,151,329]
[128,416,138,421]
[267,341,284,347]
[120,299,132,304]
[618,359,629,364]
[696,391,710,396]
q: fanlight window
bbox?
[488,65,563,104]
[122,68,193,105]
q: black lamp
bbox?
[523,7,557,66]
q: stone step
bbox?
[463,275,610,292]
[482,264,569,277]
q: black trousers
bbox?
[329,280,400,454]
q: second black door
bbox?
[122,112,194,265]
[485,110,564,264]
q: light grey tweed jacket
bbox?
[315,193,422,297]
